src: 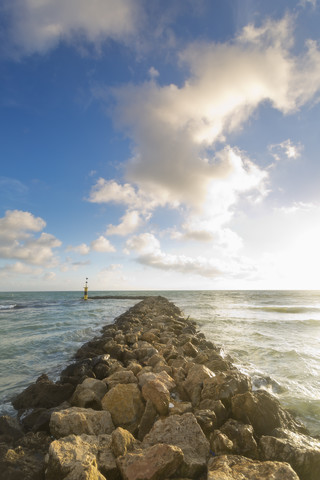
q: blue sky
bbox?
[1,0,320,291]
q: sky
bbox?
[1,0,320,291]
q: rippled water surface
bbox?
[1,290,319,435]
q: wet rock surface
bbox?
[1,295,319,479]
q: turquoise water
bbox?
[1,290,320,436]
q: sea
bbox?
[0,290,319,436]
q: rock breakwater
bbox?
[1,295,320,479]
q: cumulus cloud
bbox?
[91,235,116,252]
[106,210,144,236]
[0,210,61,266]
[66,243,90,255]
[4,0,141,57]
[126,233,224,278]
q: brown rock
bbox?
[210,430,234,454]
[45,434,111,480]
[194,409,217,437]
[117,443,183,480]
[183,365,215,406]
[207,455,299,479]
[0,415,23,441]
[71,378,108,409]
[143,413,210,477]
[104,370,137,390]
[101,384,144,433]
[111,427,137,457]
[231,391,307,436]
[198,399,228,427]
[50,407,114,438]
[183,342,198,358]
[260,428,320,480]
[138,400,158,441]
[12,374,74,410]
[142,380,170,416]
[220,418,259,459]
[201,370,251,404]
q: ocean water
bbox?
[0,290,319,436]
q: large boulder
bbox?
[50,407,114,438]
[111,427,138,457]
[260,428,320,480]
[12,374,74,410]
[45,434,117,480]
[207,455,299,479]
[231,391,306,436]
[117,443,183,480]
[201,370,251,405]
[104,371,138,391]
[71,378,108,409]
[143,413,210,477]
[220,418,259,459]
[183,365,215,406]
[142,380,170,416]
[101,384,144,433]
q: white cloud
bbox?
[66,243,90,255]
[269,139,303,163]
[126,233,224,278]
[91,235,116,252]
[88,178,160,212]
[106,210,144,236]
[5,0,141,57]
[0,210,61,266]
[0,209,46,242]
[0,262,43,275]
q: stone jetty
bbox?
[1,296,320,479]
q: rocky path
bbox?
[0,296,319,479]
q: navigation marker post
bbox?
[83,277,88,300]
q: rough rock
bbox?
[219,418,259,459]
[210,430,234,455]
[12,374,74,411]
[0,431,51,480]
[104,370,137,390]
[183,365,215,406]
[138,400,158,441]
[71,378,108,409]
[50,407,114,438]
[231,391,307,436]
[101,383,144,433]
[111,427,137,457]
[117,443,183,480]
[138,371,176,391]
[0,415,23,441]
[260,428,320,480]
[142,379,170,416]
[45,434,116,480]
[198,399,228,427]
[201,370,251,404]
[143,413,210,477]
[60,360,96,385]
[207,455,299,479]
[194,409,217,437]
